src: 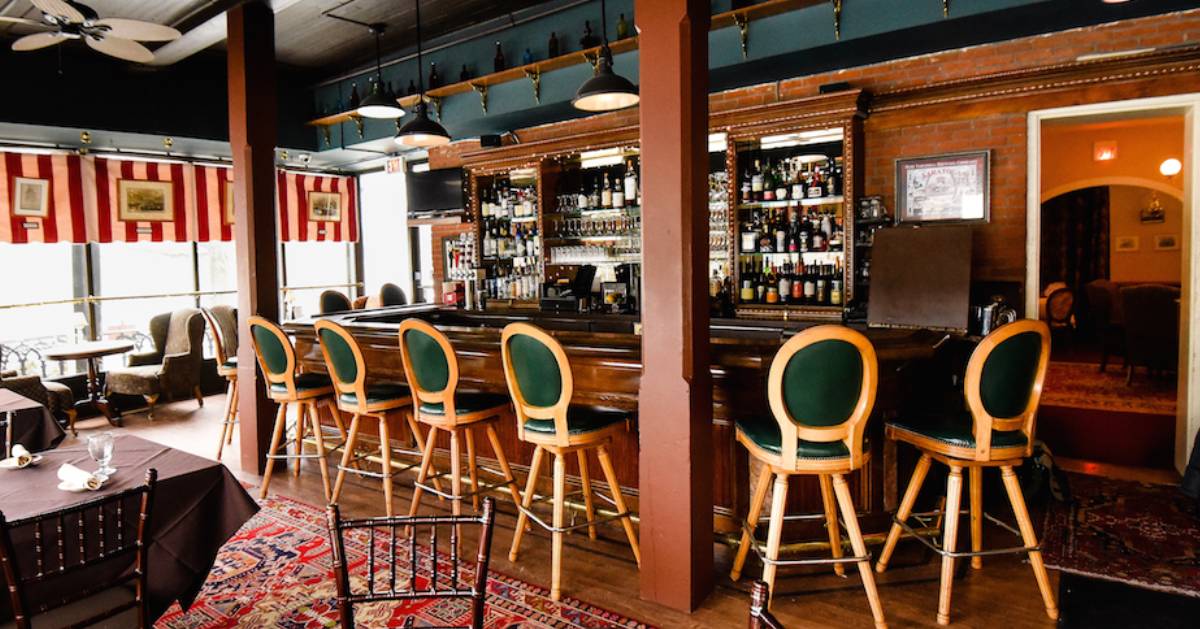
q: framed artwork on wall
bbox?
[895,151,990,224]
[118,179,174,222]
[1114,236,1140,252]
[1154,234,1179,251]
[12,177,49,218]
[224,182,235,225]
[307,191,342,222]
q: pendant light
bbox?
[395,0,451,147]
[357,23,405,119]
[572,0,639,112]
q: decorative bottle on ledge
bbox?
[493,41,506,72]
[548,31,559,57]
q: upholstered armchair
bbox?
[0,372,77,435]
[105,308,206,419]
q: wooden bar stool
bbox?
[729,325,886,628]
[399,319,523,523]
[500,322,640,602]
[317,319,432,517]
[876,319,1057,625]
[202,307,238,461]
[248,316,346,501]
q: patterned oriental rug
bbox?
[1042,361,1176,416]
[1042,473,1200,598]
[156,495,653,628]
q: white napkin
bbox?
[57,463,102,491]
[8,444,32,468]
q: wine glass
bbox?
[87,432,116,479]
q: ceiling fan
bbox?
[0,0,181,63]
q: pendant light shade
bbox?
[395,101,451,148]
[358,86,405,119]
[571,0,638,112]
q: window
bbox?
[0,243,83,376]
[283,241,355,318]
[94,243,196,369]
[360,169,412,301]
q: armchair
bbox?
[105,309,206,419]
[0,372,77,435]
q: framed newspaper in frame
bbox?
[895,151,990,224]
[13,177,49,218]
[118,179,174,222]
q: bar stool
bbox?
[202,307,238,461]
[248,316,346,501]
[500,322,640,602]
[399,319,523,522]
[729,325,886,628]
[317,319,431,517]
[876,319,1056,625]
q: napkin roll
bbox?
[57,463,102,491]
[8,444,31,468]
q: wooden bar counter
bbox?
[286,304,947,535]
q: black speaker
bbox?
[480,134,502,147]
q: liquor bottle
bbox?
[493,42,506,72]
[710,268,723,298]
[804,264,817,304]
[790,263,805,302]
[774,211,787,253]
[349,82,360,109]
[777,262,792,305]
[406,79,417,95]
[429,62,441,88]
[576,182,589,211]
[601,173,613,208]
[623,159,638,207]
[587,177,600,209]
[762,160,775,202]
[741,211,760,253]
[830,260,844,306]
[483,221,494,258]
[773,162,789,201]
[826,163,840,198]
[750,159,764,202]
[740,279,755,303]
[741,172,753,203]
[459,64,471,82]
[612,174,625,207]
[787,209,800,253]
[816,264,829,305]
[808,168,824,198]
[548,31,560,57]
[799,214,811,253]
[581,21,599,48]
[522,48,534,66]
[616,13,630,39]
[756,259,768,303]
[790,164,806,200]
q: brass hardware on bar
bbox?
[163,137,174,151]
[735,13,749,58]
[321,126,333,147]
[472,82,489,114]
[832,0,843,40]
[351,114,365,139]
[79,131,91,155]
[430,95,443,120]
[583,50,600,72]
[525,67,542,104]
[943,0,950,17]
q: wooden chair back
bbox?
[326,497,496,629]
[247,316,302,398]
[767,325,877,471]
[749,580,787,629]
[398,319,460,421]
[0,469,158,629]
[314,319,372,412]
[499,323,574,447]
[963,319,1051,460]
[201,308,231,367]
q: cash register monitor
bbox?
[868,225,972,333]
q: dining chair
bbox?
[728,325,885,627]
[0,469,157,629]
[326,497,496,629]
[201,307,239,461]
[248,316,346,501]
[500,322,640,602]
[876,319,1057,625]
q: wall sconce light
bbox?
[1160,157,1183,177]
[1093,141,1117,161]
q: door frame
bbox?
[1026,93,1200,473]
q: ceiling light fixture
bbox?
[395,0,451,148]
[357,23,405,119]
[572,0,639,112]
[1160,158,1183,177]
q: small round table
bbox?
[43,340,136,427]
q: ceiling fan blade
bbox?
[94,18,180,42]
[12,31,63,51]
[86,35,154,63]
[0,16,48,28]
[29,0,85,23]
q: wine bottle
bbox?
[406,79,417,96]
[623,159,638,207]
[522,48,534,66]
[616,13,630,39]
[581,21,598,48]
[349,82,360,109]
[750,159,764,201]
[429,62,441,89]
[459,64,471,82]
[548,31,560,57]
[613,173,625,207]
[493,41,506,72]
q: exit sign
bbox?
[385,157,404,173]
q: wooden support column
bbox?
[228,1,279,475]
[635,0,713,611]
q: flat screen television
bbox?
[406,168,466,217]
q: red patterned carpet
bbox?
[156,494,653,628]
[1042,473,1200,598]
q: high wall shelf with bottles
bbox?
[469,166,543,306]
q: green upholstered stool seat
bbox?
[340,383,410,406]
[735,415,866,460]
[887,413,1028,451]
[269,372,332,396]
[524,406,627,436]
[419,392,509,416]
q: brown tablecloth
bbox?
[0,435,259,621]
[0,389,64,453]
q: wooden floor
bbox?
[71,395,1064,628]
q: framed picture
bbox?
[895,151,990,224]
[12,177,49,218]
[1114,236,1140,252]
[223,182,235,225]
[1154,234,1180,251]
[118,179,174,222]
[307,191,342,222]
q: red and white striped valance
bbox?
[0,152,87,244]
[92,158,196,243]
[194,164,234,242]
[276,171,358,242]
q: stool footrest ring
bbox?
[893,509,1039,559]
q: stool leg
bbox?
[877,453,932,573]
[331,414,361,504]
[483,423,523,511]
[731,463,772,582]
[292,404,306,478]
[407,416,445,498]
[466,428,481,511]
[449,428,464,553]
[761,472,789,606]
[227,379,239,443]
[217,380,235,461]
[259,402,288,499]
[970,466,983,570]
[819,474,846,577]
[409,425,440,517]
[509,445,545,562]
[380,416,395,517]
[937,465,965,625]
[833,474,887,629]
[597,445,640,565]
[307,402,333,502]
[577,450,597,540]
[1001,465,1059,621]
[551,451,566,601]
[326,398,347,440]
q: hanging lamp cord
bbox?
[415,0,426,98]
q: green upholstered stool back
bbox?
[508,333,564,409]
[319,327,359,386]
[402,327,450,394]
[978,331,1043,419]
[250,321,290,376]
[780,339,864,428]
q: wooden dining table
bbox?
[42,340,135,427]
[0,435,259,622]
